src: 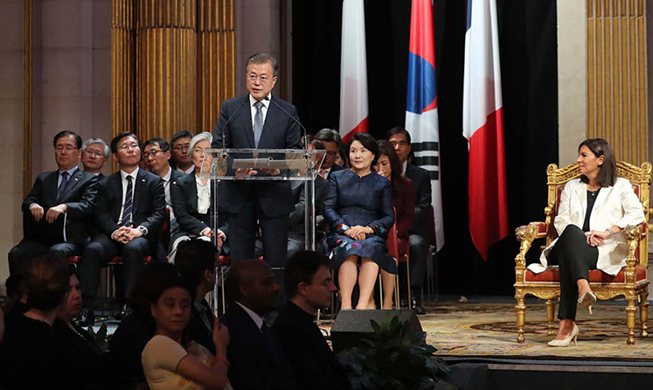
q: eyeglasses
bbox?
[84,150,105,158]
[119,142,139,150]
[247,74,273,83]
[142,149,163,160]
[55,146,78,152]
[174,144,190,152]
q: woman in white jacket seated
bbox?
[527,139,645,347]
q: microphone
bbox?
[264,96,309,157]
[219,98,249,155]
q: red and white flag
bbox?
[339,0,368,143]
[462,0,509,260]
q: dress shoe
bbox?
[75,308,95,327]
[548,324,579,347]
[411,297,426,315]
[578,291,597,315]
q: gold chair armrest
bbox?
[624,224,642,268]
[515,223,543,267]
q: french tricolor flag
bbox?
[405,0,444,251]
[339,0,368,143]
[463,0,509,260]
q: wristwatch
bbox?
[607,227,616,236]
[137,225,148,236]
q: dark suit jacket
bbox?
[95,168,166,243]
[273,302,351,390]
[211,94,302,217]
[405,163,432,235]
[170,173,228,244]
[22,169,98,246]
[220,302,300,390]
[328,163,345,177]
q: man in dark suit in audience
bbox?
[8,130,98,275]
[143,138,186,259]
[273,251,351,390]
[314,128,345,179]
[287,139,329,257]
[388,127,432,314]
[211,53,302,275]
[81,138,109,182]
[170,130,195,174]
[220,260,300,390]
[78,132,166,322]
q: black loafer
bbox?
[411,298,426,315]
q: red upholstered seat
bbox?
[525,266,648,284]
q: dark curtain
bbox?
[292,0,558,295]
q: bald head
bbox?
[225,260,279,314]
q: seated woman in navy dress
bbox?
[323,132,396,310]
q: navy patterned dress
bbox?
[323,169,397,274]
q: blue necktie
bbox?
[120,176,133,226]
[57,172,69,199]
[254,101,264,147]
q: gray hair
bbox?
[82,138,110,159]
[246,52,279,77]
[188,132,213,158]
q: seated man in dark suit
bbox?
[220,260,300,390]
[273,251,351,390]
[314,128,345,178]
[388,127,432,314]
[81,137,109,181]
[78,132,166,322]
[287,139,329,257]
[8,130,98,275]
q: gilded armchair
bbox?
[514,161,651,345]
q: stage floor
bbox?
[416,298,653,362]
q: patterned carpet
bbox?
[419,301,653,361]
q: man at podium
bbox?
[211,52,302,277]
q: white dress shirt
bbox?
[195,175,211,215]
[236,301,265,331]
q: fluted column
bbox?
[587,0,647,164]
[136,0,197,141]
[198,0,235,132]
[112,0,135,138]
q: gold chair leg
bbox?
[639,291,649,337]
[626,295,637,345]
[546,299,556,336]
[515,294,526,343]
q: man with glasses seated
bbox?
[81,138,110,182]
[314,128,345,179]
[8,130,99,275]
[78,132,166,324]
[170,130,195,174]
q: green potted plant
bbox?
[337,314,456,390]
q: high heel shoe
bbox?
[578,291,597,315]
[548,324,579,347]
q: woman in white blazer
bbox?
[528,139,645,347]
